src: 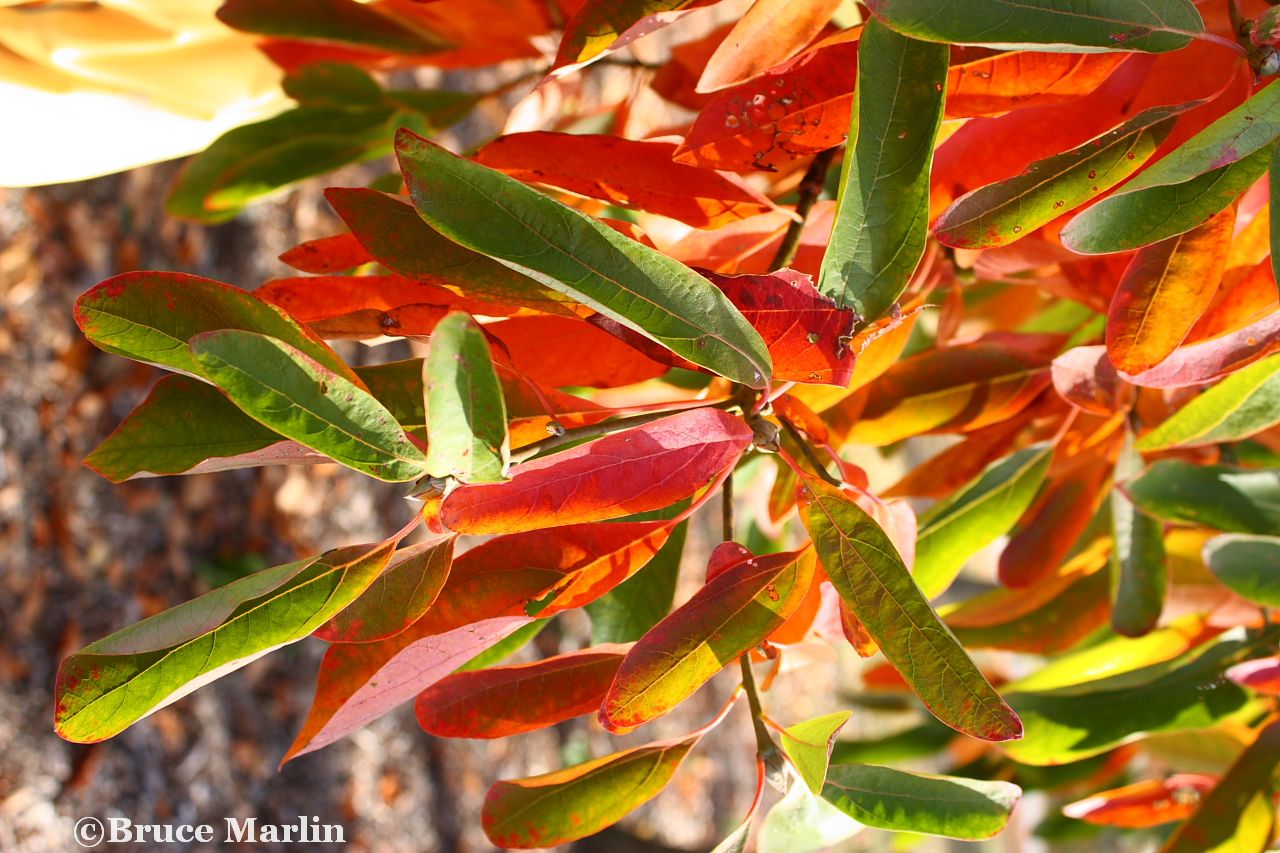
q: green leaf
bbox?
[1061,143,1273,254]
[798,478,1022,742]
[424,312,509,483]
[168,106,397,222]
[934,105,1183,249]
[760,781,864,853]
[282,62,384,108]
[217,0,451,53]
[482,736,697,848]
[1003,637,1258,765]
[821,765,1021,840]
[1138,355,1280,450]
[75,271,356,382]
[818,19,947,324]
[1110,433,1166,637]
[1161,720,1280,853]
[1126,461,1280,535]
[830,721,956,765]
[190,330,428,482]
[586,520,687,644]
[914,443,1053,598]
[85,376,284,483]
[1204,533,1280,607]
[317,536,455,643]
[780,711,853,794]
[324,188,575,315]
[865,0,1203,53]
[394,129,772,388]
[55,541,393,743]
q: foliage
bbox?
[57,0,1280,849]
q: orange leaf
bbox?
[487,315,668,388]
[695,0,841,93]
[279,233,373,274]
[946,51,1128,118]
[1063,775,1216,828]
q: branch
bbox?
[769,147,839,271]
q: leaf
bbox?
[424,312,509,484]
[1111,434,1167,637]
[586,521,688,644]
[395,130,772,387]
[1062,774,1216,828]
[1126,462,1280,535]
[85,376,287,483]
[913,443,1053,598]
[440,408,751,534]
[457,620,550,673]
[167,105,397,223]
[675,36,859,173]
[217,0,452,53]
[473,132,777,228]
[553,0,705,71]
[190,330,429,482]
[324,188,576,315]
[945,51,1128,118]
[316,536,455,643]
[851,339,1052,446]
[74,271,357,383]
[696,0,842,93]
[1123,309,1280,387]
[1162,721,1280,853]
[415,646,626,738]
[821,765,1021,840]
[865,0,1204,53]
[1105,207,1236,375]
[704,269,858,386]
[1138,354,1280,450]
[600,549,814,730]
[55,541,393,743]
[482,735,698,848]
[934,105,1182,250]
[1051,345,1130,415]
[1204,533,1280,607]
[1062,144,1271,255]
[280,232,373,274]
[780,711,852,794]
[798,478,1022,741]
[1226,656,1280,694]
[1002,637,1257,766]
[485,315,669,389]
[817,19,947,323]
[760,781,864,853]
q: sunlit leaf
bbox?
[1204,533,1280,607]
[780,711,852,794]
[821,765,1021,839]
[586,522,688,644]
[1111,433,1166,637]
[1062,774,1215,828]
[424,312,509,483]
[316,535,455,643]
[1138,354,1280,450]
[1126,462,1280,535]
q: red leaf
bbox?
[1121,309,1280,387]
[415,646,627,738]
[279,233,373,274]
[1226,657,1280,694]
[1063,775,1216,828]
[706,542,755,582]
[1051,345,1133,415]
[486,315,668,388]
[946,51,1128,118]
[440,408,751,534]
[473,133,777,228]
[256,274,514,324]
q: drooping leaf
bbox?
[1138,354,1280,450]
[1126,462,1280,535]
[440,407,751,534]
[780,711,852,794]
[865,0,1204,53]
[189,330,429,482]
[760,780,864,853]
[913,443,1053,598]
[1062,774,1216,828]
[316,535,455,643]
[75,271,357,383]
[1204,533,1280,607]
[1051,345,1131,415]
[482,735,698,848]
[56,541,394,743]
[586,521,688,644]
[818,19,947,323]
[798,478,1022,742]
[217,0,451,53]
[474,132,776,228]
[395,130,772,387]
[696,0,842,93]
[1161,721,1280,853]
[1062,144,1271,255]
[1111,433,1166,637]
[821,764,1021,840]
[415,646,626,738]
[600,549,814,730]
[934,105,1182,250]
[1105,207,1236,375]
[424,312,509,484]
[324,188,576,315]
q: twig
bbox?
[777,415,843,488]
[769,148,839,271]
[721,469,734,542]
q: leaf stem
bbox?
[777,415,843,488]
[739,653,787,790]
[769,147,839,271]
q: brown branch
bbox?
[769,147,839,271]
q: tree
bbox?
[54,0,1280,849]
